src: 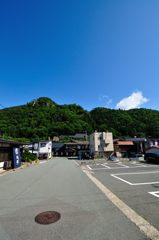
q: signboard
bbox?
[12,148,21,168]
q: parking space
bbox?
[111,170,159,185]
[79,160,159,231]
[86,161,157,171]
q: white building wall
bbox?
[38,141,52,159]
[26,141,52,159]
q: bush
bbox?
[22,149,37,163]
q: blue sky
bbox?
[0,0,159,110]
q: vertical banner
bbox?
[12,148,21,168]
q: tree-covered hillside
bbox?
[90,108,159,138]
[0,97,92,141]
[0,97,159,141]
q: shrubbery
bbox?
[22,149,37,163]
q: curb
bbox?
[0,161,40,176]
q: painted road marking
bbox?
[130,163,147,167]
[73,160,80,167]
[86,162,159,171]
[82,167,159,240]
[86,165,92,170]
[149,191,159,199]
[101,163,111,169]
[111,174,134,185]
[115,162,129,168]
[111,171,159,186]
[87,165,155,171]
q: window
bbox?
[40,143,46,148]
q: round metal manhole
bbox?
[35,211,61,225]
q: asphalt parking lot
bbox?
[78,160,159,232]
[0,157,150,240]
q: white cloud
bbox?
[116,91,149,110]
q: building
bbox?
[89,131,114,157]
[114,139,135,157]
[52,141,89,157]
[71,133,88,140]
[65,141,89,157]
[25,141,52,159]
[114,138,159,157]
[52,143,65,156]
[127,138,148,153]
[0,139,22,169]
[146,138,159,148]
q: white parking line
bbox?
[149,191,159,198]
[101,163,111,169]
[111,174,134,185]
[88,166,144,171]
[115,162,129,168]
[130,163,147,167]
[82,167,159,240]
[73,160,80,167]
[87,163,159,171]
[112,170,159,176]
[86,165,92,170]
[111,171,159,186]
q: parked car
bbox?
[144,153,159,163]
[108,155,119,162]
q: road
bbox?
[0,158,151,240]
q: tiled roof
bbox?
[116,141,134,146]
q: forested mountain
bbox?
[0,97,159,142]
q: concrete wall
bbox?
[89,132,114,156]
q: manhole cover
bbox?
[35,211,61,225]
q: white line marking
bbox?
[149,191,159,198]
[115,162,129,168]
[91,167,111,170]
[73,160,80,167]
[101,163,111,169]
[90,165,157,171]
[86,165,92,170]
[112,170,159,176]
[82,168,159,240]
[111,174,133,185]
[111,171,159,186]
[133,163,147,167]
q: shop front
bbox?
[0,139,22,169]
